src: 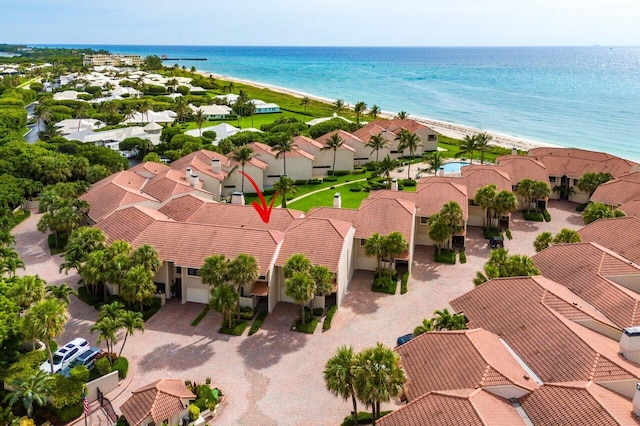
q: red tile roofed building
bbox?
[169,149,229,199]
[533,242,640,331]
[142,169,213,202]
[579,217,640,266]
[351,124,394,164]
[308,197,416,272]
[619,199,640,218]
[247,142,314,185]
[365,119,440,153]
[591,171,640,208]
[293,134,355,176]
[120,379,195,426]
[129,161,171,178]
[524,148,638,203]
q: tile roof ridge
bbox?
[583,381,629,422]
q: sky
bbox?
[1,0,639,47]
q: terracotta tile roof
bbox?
[250,281,269,296]
[471,156,550,187]
[527,147,637,179]
[419,169,511,202]
[170,149,229,180]
[315,129,365,148]
[129,161,170,178]
[352,123,396,145]
[157,193,212,222]
[186,203,304,232]
[519,382,637,426]
[579,217,640,264]
[142,169,210,202]
[308,198,415,242]
[248,141,315,161]
[591,172,640,206]
[121,379,195,426]
[619,199,640,218]
[275,218,353,272]
[377,389,524,426]
[293,135,355,153]
[533,243,640,329]
[396,329,536,400]
[368,181,468,219]
[450,276,638,384]
[98,206,170,243]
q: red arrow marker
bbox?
[239,171,278,223]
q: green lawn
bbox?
[183,111,311,132]
[288,182,371,212]
[437,135,511,164]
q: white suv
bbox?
[40,338,89,373]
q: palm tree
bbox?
[246,101,256,128]
[0,247,24,278]
[432,308,466,330]
[4,370,52,418]
[531,181,551,211]
[369,105,381,119]
[355,343,405,425]
[439,201,464,248]
[423,151,445,175]
[396,111,408,119]
[516,179,535,210]
[456,135,478,163]
[413,318,433,336]
[230,145,256,193]
[324,346,360,425]
[122,265,156,312]
[493,191,518,226]
[273,176,298,208]
[35,106,51,132]
[75,103,88,132]
[364,233,384,272]
[381,232,408,275]
[45,283,77,305]
[354,101,367,126]
[428,213,451,255]
[321,132,345,175]
[130,244,161,273]
[60,226,107,274]
[21,298,69,373]
[273,138,295,177]
[38,122,58,141]
[534,232,554,252]
[300,96,311,117]
[373,155,398,189]
[286,271,315,326]
[210,284,238,328]
[118,310,144,357]
[228,254,259,322]
[395,129,422,180]
[552,228,581,244]
[11,275,45,313]
[365,134,389,162]
[199,254,229,288]
[475,132,492,164]
[90,315,120,364]
[194,109,205,136]
[474,184,497,228]
[333,99,346,115]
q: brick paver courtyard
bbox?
[12,200,582,425]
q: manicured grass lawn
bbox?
[183,111,309,132]
[288,182,371,212]
[437,135,510,164]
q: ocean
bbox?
[39,45,640,161]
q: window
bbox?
[187,268,199,276]
[175,267,182,274]
[428,135,437,141]
[360,238,367,247]
[258,275,266,280]
[549,176,556,183]
[573,179,579,186]
[420,216,429,225]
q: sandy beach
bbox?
[197,70,559,153]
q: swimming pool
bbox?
[441,161,471,173]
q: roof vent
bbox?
[231,191,245,205]
[333,192,341,208]
[620,327,640,363]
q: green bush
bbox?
[523,210,544,221]
[50,374,84,409]
[3,350,46,386]
[188,404,200,421]
[366,181,387,190]
[400,272,409,294]
[248,311,268,336]
[341,411,392,426]
[116,415,129,426]
[112,357,129,379]
[576,203,588,212]
[69,365,90,382]
[262,188,276,196]
[353,168,367,175]
[77,285,104,306]
[294,179,307,185]
[307,178,322,185]
[402,179,417,187]
[56,401,84,423]
[542,209,551,222]
[323,175,338,182]
[332,170,351,177]
[293,317,318,334]
[483,227,502,239]
[349,185,362,192]
[95,357,112,376]
[459,251,467,264]
[323,305,338,331]
[239,306,255,320]
[372,276,397,295]
[505,229,513,240]
[434,249,456,264]
[219,321,248,336]
[313,307,324,317]
[191,305,210,326]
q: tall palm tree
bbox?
[231,145,256,193]
[246,101,256,128]
[11,275,45,313]
[300,96,311,117]
[324,346,360,426]
[516,179,535,210]
[4,370,52,419]
[194,109,205,136]
[90,315,120,364]
[439,201,464,248]
[273,138,295,177]
[373,155,398,189]
[395,129,422,180]
[493,190,518,225]
[273,176,298,208]
[474,184,497,228]
[79,249,108,297]
[130,244,161,273]
[475,132,492,164]
[396,111,408,119]
[118,310,144,357]
[321,132,345,175]
[333,99,346,115]
[364,233,384,272]
[45,283,77,305]
[354,101,367,126]
[121,265,155,312]
[423,151,445,175]
[286,271,315,326]
[531,181,551,211]
[456,135,478,163]
[21,298,69,373]
[75,103,88,132]
[228,254,259,322]
[60,226,107,274]
[365,134,389,162]
[369,105,381,119]
[199,254,229,288]
[210,284,238,328]
[0,246,24,278]
[431,308,466,330]
[35,106,51,132]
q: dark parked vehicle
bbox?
[396,333,414,346]
[489,236,504,249]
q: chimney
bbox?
[231,191,245,205]
[189,173,199,187]
[391,178,399,191]
[512,147,518,156]
[438,167,445,177]
[185,167,192,182]
[620,327,640,363]
[333,192,341,208]
[211,158,221,175]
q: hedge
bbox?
[505,229,513,240]
[323,175,338,182]
[3,350,46,386]
[372,276,397,295]
[57,401,84,423]
[400,272,409,295]
[523,210,544,221]
[248,311,268,336]
[323,306,338,331]
[220,321,248,336]
[459,251,467,264]
[292,317,318,334]
[341,411,392,426]
[113,356,129,379]
[483,227,502,239]
[543,209,552,222]
[191,305,210,326]
[402,179,417,187]
[239,306,256,320]
[434,249,456,264]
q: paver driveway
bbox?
[13,201,582,425]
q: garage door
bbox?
[186,287,209,304]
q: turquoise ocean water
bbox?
[41,45,640,161]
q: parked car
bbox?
[396,333,414,347]
[40,338,88,373]
[489,236,504,249]
[60,347,102,377]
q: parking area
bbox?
[12,201,582,425]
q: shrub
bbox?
[188,404,200,421]
[576,203,588,212]
[307,178,322,185]
[459,251,467,264]
[293,317,318,334]
[294,179,307,185]
[332,170,351,176]
[263,188,276,196]
[95,357,112,376]
[542,209,551,222]
[402,179,417,187]
[50,374,84,409]
[366,181,387,190]
[323,175,338,182]
[56,402,84,423]
[112,357,129,379]
[372,275,397,295]
[505,229,513,240]
[191,305,210,326]
[323,305,338,331]
[219,321,248,336]
[116,415,129,426]
[353,168,366,175]
[239,306,255,320]
[434,249,456,264]
[248,311,268,336]
[366,161,379,171]
[349,186,362,192]
[69,365,90,382]
[483,227,502,239]
[400,272,409,294]
[313,307,324,317]
[3,350,46,386]
[341,411,392,426]
[523,210,544,221]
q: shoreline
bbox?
[196,70,560,153]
